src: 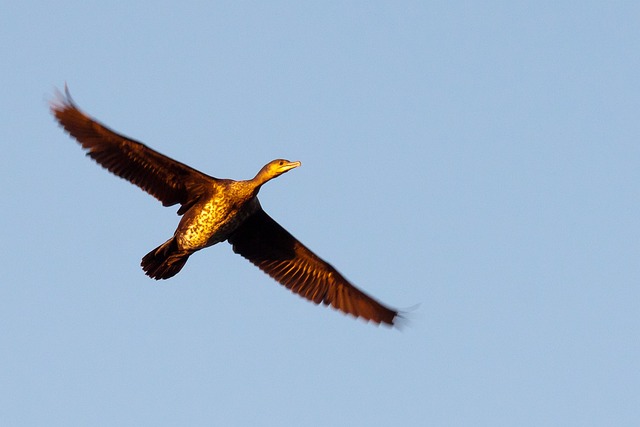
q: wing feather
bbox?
[51,87,216,211]
[228,209,398,325]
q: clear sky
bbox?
[1,1,639,426]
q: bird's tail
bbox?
[141,238,191,280]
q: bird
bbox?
[51,87,399,326]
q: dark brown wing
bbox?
[228,209,398,325]
[50,87,216,213]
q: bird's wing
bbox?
[228,209,398,325]
[50,87,216,213]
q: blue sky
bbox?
[2,1,639,426]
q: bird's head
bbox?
[254,159,301,185]
[262,159,301,178]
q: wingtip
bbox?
[63,82,74,102]
[388,311,409,330]
[388,303,420,330]
[50,82,76,112]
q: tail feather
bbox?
[141,238,191,280]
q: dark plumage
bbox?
[51,87,399,326]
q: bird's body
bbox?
[141,182,262,280]
[142,168,295,280]
[177,182,258,250]
[51,87,399,326]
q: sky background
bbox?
[1,1,639,426]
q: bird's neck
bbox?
[251,168,274,188]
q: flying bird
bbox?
[51,87,399,326]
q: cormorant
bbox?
[51,87,399,326]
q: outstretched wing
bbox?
[51,87,216,213]
[228,209,399,325]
